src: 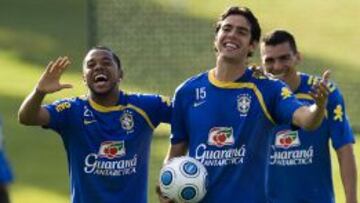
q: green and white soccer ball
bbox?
[159,156,208,203]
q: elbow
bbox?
[17,111,32,126]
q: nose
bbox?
[94,63,103,71]
[273,60,284,71]
[226,29,237,39]
[229,29,236,37]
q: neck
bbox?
[89,89,120,107]
[284,72,301,92]
[214,56,247,81]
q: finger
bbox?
[55,58,71,78]
[49,56,63,74]
[318,82,330,95]
[54,56,67,73]
[45,61,54,74]
[58,56,70,68]
[321,69,331,82]
[54,56,64,66]
[60,84,73,90]
[59,58,71,73]
[309,87,322,99]
[54,57,71,79]
[49,58,62,74]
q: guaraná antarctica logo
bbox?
[84,141,138,176]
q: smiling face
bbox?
[83,49,123,96]
[214,15,257,62]
[260,41,300,80]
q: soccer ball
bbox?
[159,156,208,203]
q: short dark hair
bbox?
[261,30,298,53]
[90,46,122,69]
[215,6,261,44]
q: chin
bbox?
[89,85,117,96]
[222,54,241,62]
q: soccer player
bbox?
[0,116,13,203]
[18,46,171,203]
[261,30,357,203]
[159,6,330,203]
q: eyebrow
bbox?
[265,53,291,61]
[101,57,112,61]
[87,56,112,62]
[224,24,250,35]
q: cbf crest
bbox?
[237,94,251,116]
[120,110,134,133]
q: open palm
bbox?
[36,56,73,94]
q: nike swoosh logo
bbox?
[84,120,96,125]
[193,100,206,107]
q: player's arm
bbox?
[157,141,188,203]
[18,57,72,126]
[292,70,330,130]
[163,141,188,164]
[336,144,358,203]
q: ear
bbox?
[213,37,219,53]
[82,74,87,85]
[118,69,124,81]
[82,72,87,84]
[248,41,258,57]
[295,51,302,65]
[249,41,258,52]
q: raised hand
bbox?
[310,69,331,108]
[36,56,73,94]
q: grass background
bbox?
[0,0,358,202]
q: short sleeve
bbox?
[327,88,355,149]
[42,98,75,134]
[135,94,172,128]
[170,86,188,144]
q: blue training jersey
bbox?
[44,91,171,203]
[268,73,355,203]
[171,68,303,203]
[0,116,13,184]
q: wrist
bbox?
[34,87,48,97]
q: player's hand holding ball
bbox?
[159,156,208,203]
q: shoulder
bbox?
[175,71,208,95]
[303,73,340,98]
[50,96,86,112]
[125,92,171,108]
[305,73,337,93]
[248,69,288,93]
[298,72,343,107]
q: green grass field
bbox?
[0,0,359,202]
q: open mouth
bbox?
[224,42,239,50]
[94,74,108,84]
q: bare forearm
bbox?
[293,104,325,130]
[305,104,326,129]
[18,88,48,126]
[337,145,358,203]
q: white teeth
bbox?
[225,43,238,49]
[224,42,239,49]
[94,74,108,81]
